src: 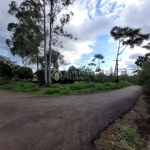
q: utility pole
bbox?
[114,58,122,84]
[113,39,122,85]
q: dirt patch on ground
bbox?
[95,94,150,150]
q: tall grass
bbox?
[111,124,143,150]
[0,79,132,95]
[0,79,40,93]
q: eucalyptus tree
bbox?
[46,0,76,86]
[39,50,67,70]
[6,0,76,86]
[6,0,43,71]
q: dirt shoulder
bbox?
[95,93,150,150]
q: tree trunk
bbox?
[43,0,47,86]
[36,53,39,71]
[48,1,53,87]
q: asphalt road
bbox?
[0,86,142,150]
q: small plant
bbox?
[111,124,143,150]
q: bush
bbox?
[138,63,150,94]
[14,66,33,79]
[0,79,10,85]
[36,70,45,86]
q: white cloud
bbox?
[0,0,150,71]
[108,37,115,43]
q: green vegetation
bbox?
[0,79,40,94]
[0,79,132,95]
[138,63,150,95]
[111,124,143,150]
[0,55,33,80]
[134,42,150,95]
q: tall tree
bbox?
[6,0,43,71]
[46,0,76,86]
[43,0,47,85]
[110,26,149,84]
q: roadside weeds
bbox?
[95,94,150,150]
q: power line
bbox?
[70,25,116,56]
[0,9,17,23]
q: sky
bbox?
[0,0,150,73]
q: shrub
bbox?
[36,70,44,86]
[138,63,150,94]
[0,79,10,85]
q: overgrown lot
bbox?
[0,79,132,95]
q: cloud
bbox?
[129,53,144,60]
[0,0,150,72]
[125,60,138,69]
[108,37,115,43]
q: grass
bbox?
[0,79,133,95]
[95,94,150,150]
[139,100,150,120]
[0,79,40,94]
[111,124,143,150]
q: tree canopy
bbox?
[6,0,43,59]
[111,26,149,49]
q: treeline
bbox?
[0,55,33,79]
[135,43,150,94]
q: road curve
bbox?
[0,86,142,150]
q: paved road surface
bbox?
[0,86,142,150]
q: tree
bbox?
[0,55,32,79]
[0,55,16,78]
[0,61,12,78]
[43,0,47,86]
[138,63,150,94]
[92,54,105,71]
[14,66,33,79]
[39,50,67,70]
[46,0,76,86]
[110,26,149,84]
[6,0,43,71]
[135,42,150,67]
[142,42,150,50]
[135,53,150,67]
